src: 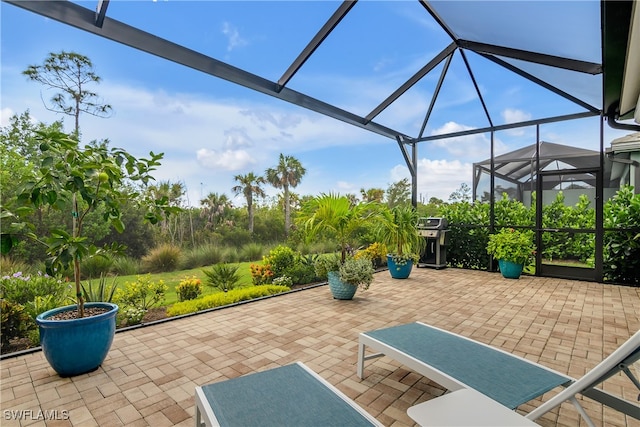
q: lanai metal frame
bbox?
[4,0,640,282]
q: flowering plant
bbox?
[0,271,70,306]
[486,228,536,265]
[272,275,293,287]
[114,274,167,311]
[176,276,202,301]
[354,242,387,268]
[250,263,274,285]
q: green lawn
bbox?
[86,261,256,306]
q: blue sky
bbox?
[1,1,631,206]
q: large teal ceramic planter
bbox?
[36,302,118,377]
[498,259,524,279]
[327,271,357,300]
[387,255,413,279]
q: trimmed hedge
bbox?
[167,285,290,316]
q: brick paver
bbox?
[1,268,639,426]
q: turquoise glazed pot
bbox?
[36,302,118,377]
[387,255,413,279]
[498,259,524,279]
[327,271,357,300]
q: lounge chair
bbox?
[357,322,640,426]
[195,362,383,427]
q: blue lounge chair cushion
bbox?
[200,363,378,427]
[364,322,570,409]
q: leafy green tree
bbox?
[232,172,265,233]
[265,153,306,237]
[23,51,112,137]
[448,182,472,203]
[385,178,411,208]
[5,130,176,317]
[1,112,65,204]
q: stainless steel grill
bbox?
[417,217,448,269]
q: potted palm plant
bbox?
[376,204,425,279]
[486,228,536,279]
[298,193,377,299]
[4,130,177,376]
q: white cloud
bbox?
[501,108,532,136]
[223,127,253,149]
[221,22,248,52]
[502,108,531,124]
[417,158,472,201]
[196,148,256,170]
[429,121,492,158]
[335,181,357,193]
[388,158,472,202]
[0,108,15,127]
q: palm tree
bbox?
[298,193,377,263]
[232,172,265,233]
[200,192,232,230]
[147,180,186,243]
[265,153,306,236]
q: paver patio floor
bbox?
[1,267,639,426]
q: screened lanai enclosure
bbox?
[4,0,640,284]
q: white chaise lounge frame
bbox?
[357,322,640,426]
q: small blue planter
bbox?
[498,259,524,279]
[327,271,358,300]
[387,255,413,279]
[36,302,118,377]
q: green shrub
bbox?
[1,299,34,351]
[80,254,114,279]
[24,295,62,320]
[0,271,70,305]
[176,276,203,301]
[167,285,290,317]
[180,244,223,269]
[81,274,118,303]
[284,262,317,285]
[141,244,181,273]
[486,228,535,265]
[603,186,640,285]
[115,274,168,311]
[220,247,240,263]
[238,243,265,262]
[111,256,140,276]
[264,245,295,277]
[439,201,491,270]
[203,264,241,292]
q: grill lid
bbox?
[417,217,448,230]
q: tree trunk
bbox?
[284,185,290,237]
[248,195,254,233]
[72,194,84,317]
